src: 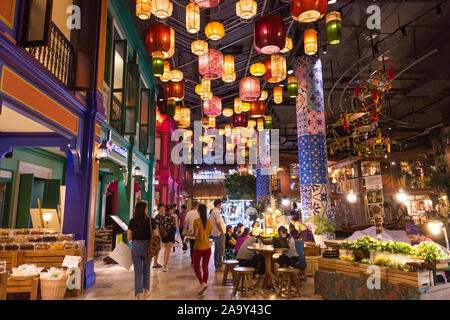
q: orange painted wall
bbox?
[0,0,16,29]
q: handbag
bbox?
[146,218,161,262]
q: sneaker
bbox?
[153,264,163,269]
[162,266,168,272]
[198,283,208,295]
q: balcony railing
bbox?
[26,22,74,88]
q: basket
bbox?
[40,276,68,300]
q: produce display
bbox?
[11,264,43,279]
[339,236,450,271]
[40,268,69,280]
[0,229,81,251]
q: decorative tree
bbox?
[223,173,256,200]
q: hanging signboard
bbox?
[364,175,383,190]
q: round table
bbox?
[248,246,287,290]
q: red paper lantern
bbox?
[203,96,222,117]
[191,0,220,9]
[146,24,173,58]
[198,49,224,80]
[163,80,185,101]
[233,113,248,128]
[249,101,265,118]
[263,56,283,83]
[254,16,286,55]
[239,77,261,102]
[291,0,327,23]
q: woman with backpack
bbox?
[154,204,177,272]
[193,204,213,295]
[127,201,159,300]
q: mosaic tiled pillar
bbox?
[295,56,330,225]
[256,131,271,203]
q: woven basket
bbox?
[40,276,68,300]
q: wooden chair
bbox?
[0,272,7,300]
[278,268,301,299]
[222,260,239,286]
[232,267,255,296]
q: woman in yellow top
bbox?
[193,204,213,295]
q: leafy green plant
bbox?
[254,198,269,219]
[223,173,257,200]
[305,209,335,235]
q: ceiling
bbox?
[126,0,450,159]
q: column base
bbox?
[84,259,96,289]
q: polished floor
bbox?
[72,241,322,300]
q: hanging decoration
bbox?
[288,76,298,98]
[304,29,318,55]
[170,70,183,82]
[263,55,285,83]
[136,0,152,20]
[163,80,184,101]
[151,0,173,19]
[254,15,286,54]
[233,113,249,128]
[191,0,220,9]
[326,11,342,44]
[191,40,208,56]
[257,118,264,131]
[259,90,268,101]
[201,117,209,128]
[239,76,261,101]
[208,116,216,128]
[236,0,257,20]
[160,60,172,82]
[249,101,265,118]
[250,63,266,77]
[248,119,256,128]
[199,49,224,80]
[223,108,234,117]
[186,3,200,34]
[152,54,164,77]
[205,21,225,41]
[234,97,243,114]
[242,101,251,112]
[291,0,327,23]
[264,115,272,130]
[222,72,236,83]
[203,96,222,116]
[167,99,176,117]
[280,37,293,54]
[146,24,175,59]
[223,55,236,83]
[273,85,283,104]
[173,106,181,121]
[225,124,232,136]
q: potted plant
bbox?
[305,209,335,248]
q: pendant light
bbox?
[280,37,293,53]
[136,0,152,20]
[223,55,235,83]
[152,52,164,77]
[146,24,174,59]
[205,22,225,41]
[198,49,224,80]
[254,15,286,54]
[186,3,200,34]
[233,113,249,128]
[174,106,181,121]
[223,108,234,117]
[191,0,220,9]
[273,85,283,104]
[163,80,184,101]
[288,76,298,98]
[152,0,173,19]
[264,115,272,130]
[208,116,216,128]
[242,102,251,112]
[236,0,257,20]
[191,40,208,56]
[249,101,265,118]
[239,76,261,102]
[225,124,232,137]
[170,70,183,82]
[291,0,327,23]
[250,63,266,77]
[326,11,342,44]
[234,97,243,114]
[222,72,236,83]
[257,118,264,131]
[304,29,318,55]
[259,90,268,101]
[160,60,172,82]
[203,96,222,116]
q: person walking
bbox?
[193,204,213,295]
[184,202,200,264]
[154,204,177,272]
[210,199,226,271]
[127,201,159,300]
[152,204,164,269]
[178,205,188,252]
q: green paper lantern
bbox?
[264,116,272,130]
[167,103,176,117]
[152,58,164,77]
[288,82,298,98]
[326,12,342,45]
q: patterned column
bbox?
[256,131,271,203]
[295,56,330,224]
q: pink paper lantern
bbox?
[198,49,224,80]
[203,96,222,116]
[239,76,261,101]
[191,0,221,9]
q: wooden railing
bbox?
[26,22,74,88]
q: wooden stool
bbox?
[232,267,255,296]
[222,260,239,286]
[278,268,301,299]
[0,272,7,300]
[7,277,39,300]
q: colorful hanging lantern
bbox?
[201,78,211,93]
[271,55,287,81]
[249,101,265,118]
[198,49,224,80]
[291,0,327,23]
[326,11,342,44]
[205,22,225,41]
[254,16,286,54]
[233,113,248,128]
[234,97,243,114]
[152,0,173,19]
[287,76,298,98]
[223,108,233,117]
[160,60,172,82]
[201,91,213,101]
[219,129,225,136]
[248,119,256,128]
[222,72,236,83]
[240,76,261,101]
[191,40,208,56]
[136,0,152,20]
[152,57,164,77]
[259,90,268,101]
[170,70,183,82]
[280,37,293,53]
[163,80,184,101]
[225,124,232,137]
[167,99,176,117]
[242,102,251,112]
[264,115,272,130]
[203,96,222,116]
[195,84,203,95]
[250,63,266,77]
[263,56,283,83]
[191,0,220,9]
[200,118,209,128]
[304,29,318,55]
[208,116,216,128]
[186,3,200,34]
[173,106,181,121]
[146,24,174,59]
[236,0,257,20]
[273,85,283,104]
[223,55,235,82]
[257,118,264,131]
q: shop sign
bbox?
[364,175,382,190]
[105,130,128,159]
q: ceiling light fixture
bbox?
[328,0,337,4]
[288,69,294,75]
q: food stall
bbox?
[222,200,252,228]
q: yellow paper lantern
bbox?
[236,0,257,20]
[160,60,172,82]
[178,108,190,128]
[225,124,232,137]
[152,0,173,19]
[234,97,243,114]
[208,116,216,128]
[184,129,193,141]
[280,37,293,53]
[219,129,225,136]
[173,106,181,121]
[273,86,283,104]
[186,3,200,34]
[248,119,256,128]
[201,91,213,101]
[170,70,183,82]
[201,117,209,128]
[242,102,251,112]
[201,78,211,93]
[271,55,287,81]
[203,146,208,155]
[304,29,318,56]
[205,22,225,41]
[195,84,203,95]
[259,90,268,101]
[136,0,152,20]
[222,72,236,83]
[191,40,208,56]
[224,55,235,75]
[223,108,233,117]
[257,118,264,131]
[250,63,266,77]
